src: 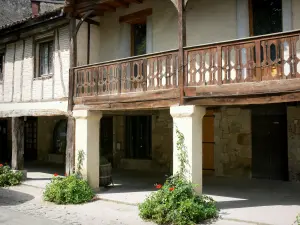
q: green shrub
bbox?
[43,174,94,205]
[295,214,300,225]
[139,175,218,225]
[0,164,23,187]
[138,128,218,225]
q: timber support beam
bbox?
[11,117,24,171]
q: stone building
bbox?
[2,0,300,194]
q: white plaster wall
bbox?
[0,25,70,105]
[90,0,237,62]
[186,0,237,45]
[77,22,88,66]
[292,0,300,29]
[89,23,101,64]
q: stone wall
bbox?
[214,107,252,178]
[287,106,300,182]
[113,109,173,173]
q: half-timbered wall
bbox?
[0,25,70,117]
[0,25,70,102]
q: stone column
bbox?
[73,110,102,189]
[170,105,206,194]
[11,117,24,171]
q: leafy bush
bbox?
[139,175,218,225]
[43,174,94,204]
[0,164,23,187]
[138,128,218,225]
[44,150,94,205]
[295,214,300,225]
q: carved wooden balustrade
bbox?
[184,30,300,98]
[73,50,179,106]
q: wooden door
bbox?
[0,120,8,162]
[24,118,37,161]
[202,109,214,175]
[252,106,288,181]
[100,117,114,165]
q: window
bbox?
[125,116,152,159]
[132,23,147,56]
[0,51,4,82]
[250,0,282,36]
[37,40,54,77]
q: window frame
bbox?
[35,37,54,78]
[0,49,5,82]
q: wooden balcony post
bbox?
[66,15,76,176]
[178,0,187,104]
[255,40,262,81]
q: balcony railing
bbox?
[73,50,178,98]
[71,30,300,107]
[184,30,300,97]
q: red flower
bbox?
[0,164,3,167]
[54,173,58,177]
[155,184,162,189]
[169,187,175,191]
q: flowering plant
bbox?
[0,164,23,187]
[138,128,218,225]
[43,150,94,205]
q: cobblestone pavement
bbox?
[0,185,153,225]
[0,184,273,225]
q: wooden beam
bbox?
[178,0,186,105]
[65,117,75,176]
[66,14,76,176]
[184,79,300,98]
[11,117,24,170]
[185,92,300,106]
[73,99,180,111]
[112,0,129,7]
[119,8,152,23]
[74,88,180,105]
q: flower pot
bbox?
[99,163,112,187]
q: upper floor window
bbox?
[36,39,54,77]
[132,23,147,56]
[0,51,4,82]
[250,0,282,36]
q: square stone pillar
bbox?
[73,110,102,189]
[170,105,206,194]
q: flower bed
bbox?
[0,164,23,187]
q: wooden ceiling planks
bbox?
[64,0,143,16]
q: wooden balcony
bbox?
[72,50,179,110]
[184,30,300,105]
[71,30,300,110]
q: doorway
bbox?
[24,117,37,161]
[0,120,8,163]
[251,104,288,181]
[100,117,114,166]
[125,116,152,160]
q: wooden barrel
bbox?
[100,163,112,186]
